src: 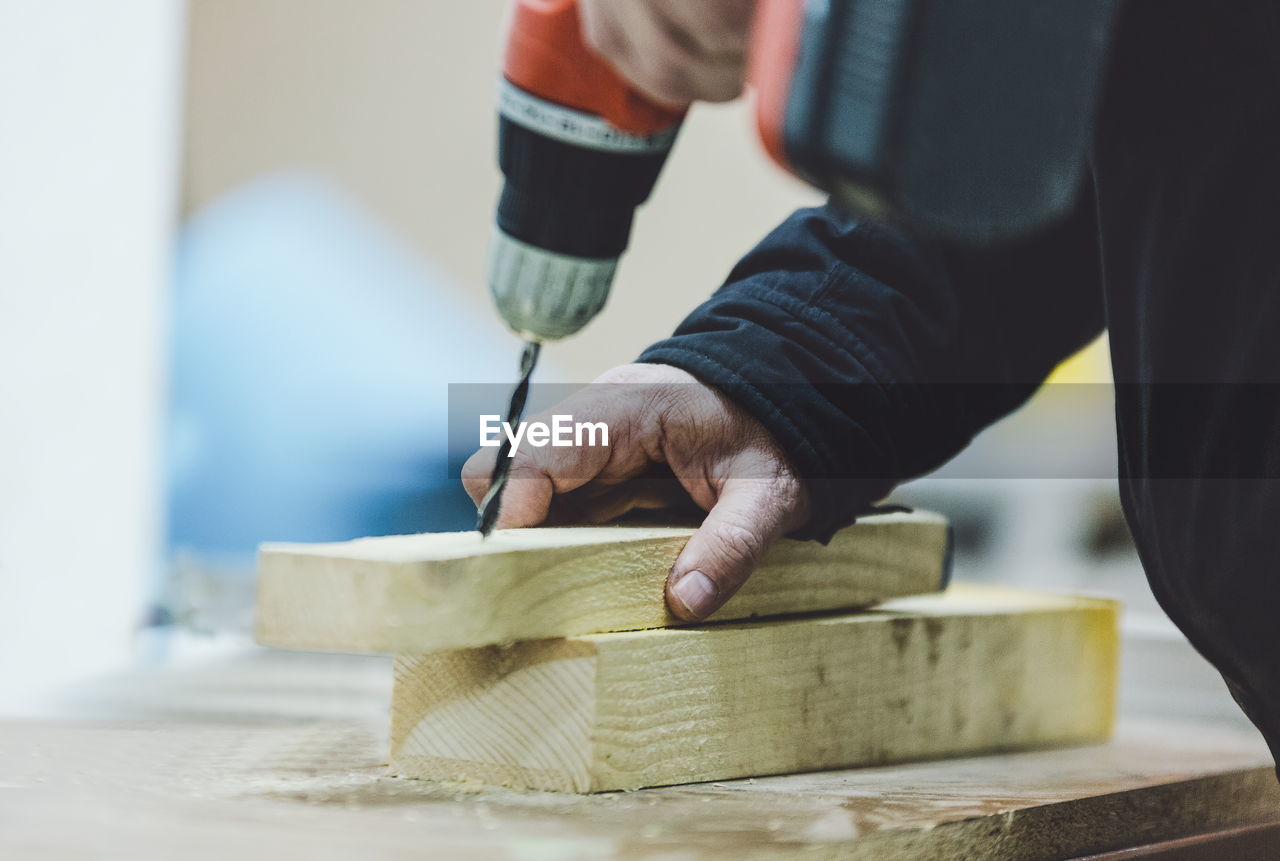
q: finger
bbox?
[461,435,600,530]
[579,0,632,70]
[661,55,745,103]
[491,462,557,529]
[598,1,704,107]
[571,460,678,496]
[654,0,753,58]
[484,438,607,529]
[641,2,748,102]
[497,456,681,529]
[581,1,745,105]
[665,476,803,621]
[461,446,499,505]
[559,478,692,524]
[461,363,680,529]
[469,384,655,527]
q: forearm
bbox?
[640,198,1105,539]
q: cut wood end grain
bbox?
[389,583,1121,792]
[256,511,951,655]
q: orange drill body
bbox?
[503,0,682,136]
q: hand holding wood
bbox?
[461,362,810,622]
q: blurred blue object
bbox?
[168,174,518,570]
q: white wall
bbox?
[0,1,185,708]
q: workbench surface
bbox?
[3,649,1278,860]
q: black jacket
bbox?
[639,0,1280,762]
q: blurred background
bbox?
[0,1,1241,729]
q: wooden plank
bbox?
[255,510,950,655]
[5,643,1277,860]
[7,718,1275,861]
[388,583,1120,792]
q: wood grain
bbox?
[389,583,1120,792]
[255,511,950,654]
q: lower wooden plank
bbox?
[389,583,1120,792]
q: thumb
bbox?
[665,477,801,622]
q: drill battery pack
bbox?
[752,0,1120,241]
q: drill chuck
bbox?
[488,229,617,341]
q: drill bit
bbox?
[475,339,541,538]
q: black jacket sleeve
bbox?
[638,194,1105,541]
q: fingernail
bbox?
[671,570,718,620]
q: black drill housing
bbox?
[781,0,1120,241]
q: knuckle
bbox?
[711,519,762,570]
[597,362,697,388]
[703,75,745,103]
[638,52,696,104]
[663,383,724,432]
[460,452,488,482]
[594,363,660,386]
[760,471,810,532]
[713,0,756,37]
[583,17,625,58]
[507,448,549,478]
[666,0,752,55]
[768,472,804,508]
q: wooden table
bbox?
[2,649,1277,860]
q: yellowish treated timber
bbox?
[389,583,1120,792]
[256,511,950,654]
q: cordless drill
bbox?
[477,0,1119,534]
[488,0,684,346]
[476,0,685,534]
